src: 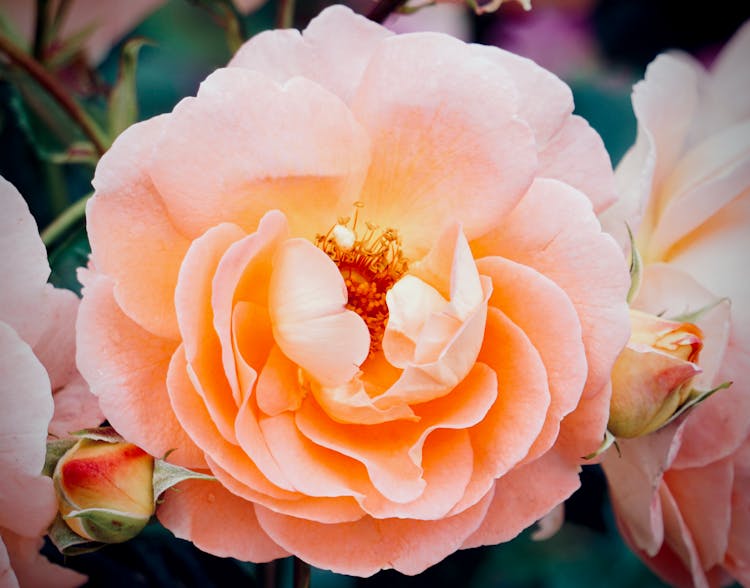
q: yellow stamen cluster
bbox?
[316,203,408,353]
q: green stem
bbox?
[33,0,50,60]
[0,33,109,155]
[293,557,310,588]
[276,0,295,29]
[41,193,90,249]
[43,160,68,217]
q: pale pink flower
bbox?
[600,20,750,588]
[0,176,102,588]
[77,5,629,575]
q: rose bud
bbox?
[53,438,155,543]
[608,309,704,438]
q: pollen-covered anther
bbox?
[316,204,408,353]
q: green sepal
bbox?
[71,426,125,443]
[107,37,154,139]
[670,297,730,324]
[661,381,733,430]
[153,459,215,500]
[48,514,103,556]
[43,438,78,477]
[582,429,619,460]
[626,223,642,304]
[64,508,150,544]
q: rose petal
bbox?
[269,238,370,387]
[1,532,86,588]
[76,272,204,468]
[149,68,370,241]
[157,478,288,562]
[351,33,537,258]
[89,114,190,340]
[255,489,494,576]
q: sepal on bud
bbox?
[46,427,214,551]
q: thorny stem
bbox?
[366,0,408,23]
[0,33,109,155]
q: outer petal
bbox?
[76,272,204,468]
[664,458,734,571]
[351,33,537,258]
[149,68,370,242]
[0,323,56,537]
[473,178,631,459]
[157,478,288,562]
[1,532,86,588]
[0,176,52,347]
[229,5,393,103]
[602,423,684,556]
[254,489,494,576]
[88,114,190,340]
[462,450,581,548]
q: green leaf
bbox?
[582,430,618,460]
[661,381,733,429]
[107,37,153,139]
[670,297,731,324]
[47,225,90,295]
[72,426,126,443]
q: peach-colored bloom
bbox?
[0,176,101,588]
[601,20,750,588]
[77,5,629,575]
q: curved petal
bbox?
[1,532,86,588]
[462,450,580,548]
[664,458,734,570]
[602,423,684,556]
[269,238,369,387]
[351,33,537,258]
[89,114,190,340]
[76,272,204,468]
[0,322,56,537]
[476,256,585,459]
[149,68,370,241]
[536,115,617,214]
[228,5,393,103]
[296,363,497,504]
[157,478,288,562]
[176,223,247,444]
[473,178,631,459]
[0,176,51,347]
[255,489,493,576]
[212,210,289,404]
[451,307,549,514]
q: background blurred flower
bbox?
[600,19,750,588]
[77,6,630,576]
[0,175,98,588]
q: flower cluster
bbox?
[0,3,747,587]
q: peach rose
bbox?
[77,5,629,575]
[600,20,750,588]
[0,176,102,588]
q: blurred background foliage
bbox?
[2,0,748,585]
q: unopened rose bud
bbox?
[608,310,703,438]
[53,438,155,543]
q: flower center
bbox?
[316,203,408,353]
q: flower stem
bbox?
[0,33,109,156]
[366,0,407,23]
[293,557,310,588]
[276,0,296,28]
[41,192,90,249]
